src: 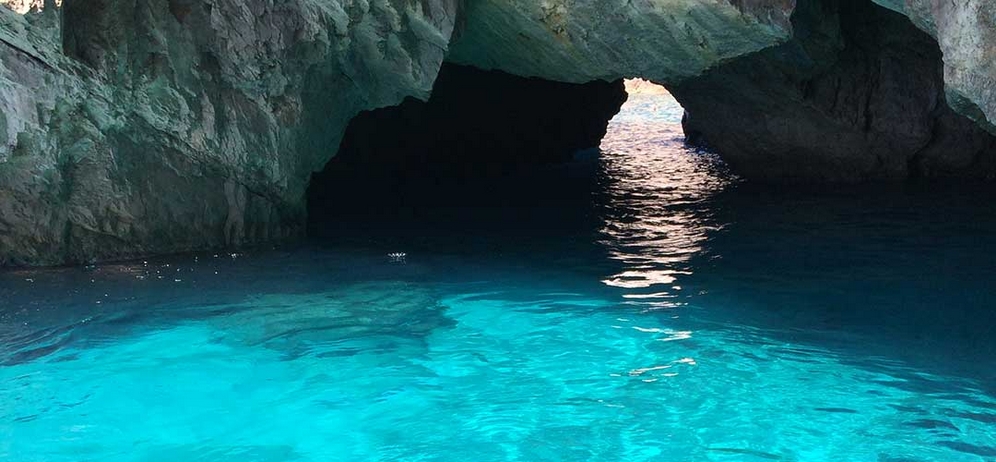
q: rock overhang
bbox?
[1,0,995,265]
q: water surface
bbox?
[2,90,996,461]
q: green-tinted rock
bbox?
[0,1,460,265]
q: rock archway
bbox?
[2,0,995,265]
[306,63,627,229]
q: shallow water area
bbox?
[3,88,996,461]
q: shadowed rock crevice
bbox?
[672,0,996,181]
[307,63,626,229]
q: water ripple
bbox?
[596,92,735,297]
[2,87,996,461]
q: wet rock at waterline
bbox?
[671,0,996,181]
[2,0,996,265]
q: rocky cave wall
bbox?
[445,0,996,136]
[1,0,996,265]
[0,0,460,265]
[444,0,795,84]
[671,0,996,181]
[0,0,789,265]
[874,0,996,134]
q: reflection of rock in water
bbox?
[210,281,452,359]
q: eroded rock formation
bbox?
[0,0,459,265]
[0,0,789,265]
[2,0,46,14]
[672,0,996,181]
[1,0,995,265]
[445,0,795,84]
[874,0,996,134]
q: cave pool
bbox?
[2,88,996,462]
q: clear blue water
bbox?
[3,90,996,461]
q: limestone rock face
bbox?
[0,0,45,14]
[672,0,996,181]
[0,1,459,265]
[447,0,796,84]
[873,0,996,133]
[3,0,795,266]
[446,0,996,181]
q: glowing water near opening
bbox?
[2,85,996,461]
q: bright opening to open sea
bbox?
[2,87,996,461]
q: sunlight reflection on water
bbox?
[597,84,736,300]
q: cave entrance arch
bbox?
[303,64,726,270]
[306,63,647,237]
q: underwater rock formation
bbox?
[212,281,451,355]
[1,0,995,264]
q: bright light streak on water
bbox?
[2,84,996,461]
[598,83,733,294]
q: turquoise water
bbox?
[3,91,996,461]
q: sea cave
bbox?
[1,0,996,460]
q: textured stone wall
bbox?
[0,0,459,265]
[672,0,996,181]
[446,0,796,84]
[872,0,996,134]
[0,0,46,14]
[0,0,792,266]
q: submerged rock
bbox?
[209,281,452,357]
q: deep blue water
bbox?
[2,90,996,461]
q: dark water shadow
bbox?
[682,183,996,376]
